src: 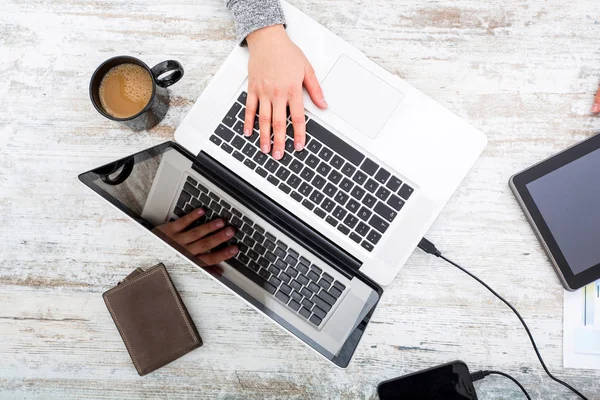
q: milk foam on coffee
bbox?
[99,63,153,119]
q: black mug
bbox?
[89,55,184,131]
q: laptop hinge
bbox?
[190,149,362,280]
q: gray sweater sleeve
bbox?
[225,0,286,43]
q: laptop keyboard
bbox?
[174,176,348,328]
[209,91,414,252]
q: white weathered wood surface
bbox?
[1,0,599,398]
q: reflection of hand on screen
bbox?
[154,208,238,266]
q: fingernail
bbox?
[215,219,224,228]
[261,144,269,153]
[322,98,328,107]
[197,208,205,215]
[229,246,238,255]
[592,103,600,113]
[244,128,251,136]
[273,151,282,159]
[295,143,303,151]
[225,228,234,237]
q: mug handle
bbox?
[151,60,184,88]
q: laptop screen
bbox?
[79,141,381,367]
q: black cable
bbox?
[471,370,532,400]
[417,238,588,400]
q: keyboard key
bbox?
[291,290,303,302]
[300,287,313,299]
[269,275,282,287]
[365,178,378,193]
[256,167,268,178]
[287,174,301,189]
[308,270,320,282]
[214,124,234,141]
[297,274,309,285]
[265,159,278,173]
[221,143,234,154]
[174,207,186,218]
[264,240,276,251]
[325,216,337,227]
[253,151,268,166]
[242,143,256,158]
[269,264,281,275]
[353,170,368,185]
[280,283,292,295]
[210,135,222,146]
[369,214,390,233]
[343,214,358,229]
[285,139,295,153]
[308,282,321,293]
[318,278,331,290]
[311,265,322,274]
[312,306,327,319]
[387,176,403,192]
[398,183,414,200]
[298,182,312,197]
[265,251,277,263]
[279,183,291,194]
[252,231,265,242]
[280,273,291,284]
[275,166,291,181]
[362,194,377,208]
[290,191,302,202]
[357,207,372,221]
[300,167,315,182]
[316,162,331,177]
[314,207,326,219]
[223,102,242,127]
[375,168,391,184]
[332,206,347,220]
[200,193,211,205]
[328,170,342,184]
[330,155,344,169]
[309,314,322,326]
[306,154,320,169]
[387,194,405,211]
[299,307,311,319]
[232,208,242,217]
[274,247,287,259]
[375,186,390,201]
[334,191,349,205]
[309,191,324,205]
[237,92,247,105]
[280,153,292,166]
[323,183,337,198]
[209,192,220,202]
[243,159,256,170]
[275,291,290,304]
[367,230,382,245]
[360,158,379,175]
[346,199,360,213]
[349,232,361,243]
[341,163,356,177]
[312,175,326,189]
[267,175,280,186]
[254,243,266,255]
[302,199,315,210]
[294,149,309,161]
[184,182,200,198]
[312,295,332,312]
[374,201,397,223]
[290,279,302,291]
[361,241,374,251]
[233,120,244,135]
[306,119,365,166]
[289,159,303,174]
[307,139,322,153]
[301,298,314,309]
[232,136,245,150]
[340,178,353,192]
[322,198,336,212]
[288,248,299,259]
[232,150,244,162]
[351,186,366,200]
[318,147,333,161]
[337,224,350,235]
[289,299,301,311]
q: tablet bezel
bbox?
[510,133,600,291]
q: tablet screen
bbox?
[526,148,600,275]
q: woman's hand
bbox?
[244,24,328,160]
[154,208,238,266]
[592,85,600,114]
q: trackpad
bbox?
[321,54,404,139]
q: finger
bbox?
[198,246,239,266]
[258,97,272,154]
[169,208,205,233]
[592,85,600,114]
[188,226,236,255]
[244,92,258,137]
[288,87,306,151]
[178,218,226,245]
[271,99,287,159]
[304,65,327,109]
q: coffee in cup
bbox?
[99,63,153,119]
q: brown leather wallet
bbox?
[103,263,202,376]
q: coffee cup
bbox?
[89,56,184,131]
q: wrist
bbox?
[246,24,287,49]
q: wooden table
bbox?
[1,0,599,398]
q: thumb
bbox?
[592,85,600,114]
[304,64,327,109]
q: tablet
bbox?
[510,133,600,291]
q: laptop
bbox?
[80,1,487,367]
